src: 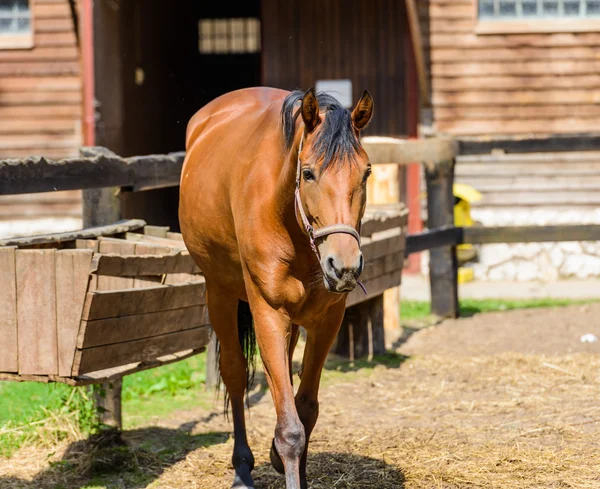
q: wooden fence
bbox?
[387,134,600,318]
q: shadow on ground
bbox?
[253,452,406,489]
[0,425,229,489]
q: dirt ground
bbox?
[2,304,600,488]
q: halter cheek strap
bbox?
[294,136,367,295]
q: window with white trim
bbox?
[0,0,33,49]
[479,0,600,20]
[198,18,260,54]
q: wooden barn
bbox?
[0,0,421,238]
[419,0,600,280]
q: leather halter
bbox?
[294,135,367,294]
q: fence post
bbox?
[424,158,459,318]
[80,147,121,227]
[205,332,219,390]
[81,147,124,432]
[93,378,123,431]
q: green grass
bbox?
[2,296,598,458]
[0,354,212,457]
[401,297,599,321]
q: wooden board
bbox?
[132,242,171,288]
[362,137,458,165]
[75,326,211,375]
[16,250,58,375]
[346,269,403,307]
[78,305,210,349]
[93,251,200,276]
[55,250,93,377]
[362,230,406,262]
[464,225,600,245]
[0,247,18,372]
[81,281,207,321]
[97,239,136,290]
[0,219,145,247]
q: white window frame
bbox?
[0,0,34,49]
[475,0,600,34]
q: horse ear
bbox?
[351,90,374,130]
[301,87,321,133]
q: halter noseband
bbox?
[294,135,367,294]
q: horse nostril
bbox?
[326,256,343,279]
[357,253,364,276]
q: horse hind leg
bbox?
[206,282,255,489]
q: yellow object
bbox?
[420,183,482,266]
[458,267,474,283]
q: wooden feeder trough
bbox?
[0,220,210,385]
[0,203,406,388]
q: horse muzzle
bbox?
[321,251,364,293]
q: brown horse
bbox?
[179,87,374,489]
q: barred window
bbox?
[479,0,600,20]
[0,0,33,49]
[199,18,260,54]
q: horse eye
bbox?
[364,167,372,181]
[303,169,315,181]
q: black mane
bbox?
[281,89,361,169]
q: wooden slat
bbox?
[35,17,73,32]
[0,248,18,372]
[432,46,600,62]
[0,76,81,91]
[144,225,170,238]
[35,31,77,47]
[436,104,600,120]
[0,46,79,62]
[361,251,405,282]
[362,230,406,262]
[0,105,82,119]
[0,149,185,195]
[362,137,458,165]
[0,62,80,76]
[439,118,600,136]
[16,249,57,375]
[81,281,207,321]
[0,119,77,135]
[0,219,145,247]
[75,326,211,375]
[132,243,171,288]
[97,239,136,290]
[124,233,187,249]
[346,269,403,307]
[464,225,600,245]
[434,90,600,106]
[93,250,200,277]
[457,135,600,155]
[166,231,184,241]
[0,91,82,106]
[55,250,93,376]
[78,305,210,349]
[429,32,600,49]
[0,348,207,386]
[431,60,600,77]
[361,204,408,237]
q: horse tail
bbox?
[237,300,257,395]
[218,300,257,414]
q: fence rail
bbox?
[0,147,185,195]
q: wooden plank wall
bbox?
[456,151,600,210]
[420,0,600,136]
[261,0,410,137]
[0,0,83,232]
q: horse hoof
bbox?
[232,463,254,488]
[270,439,285,475]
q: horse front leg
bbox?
[250,299,305,489]
[295,303,346,489]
